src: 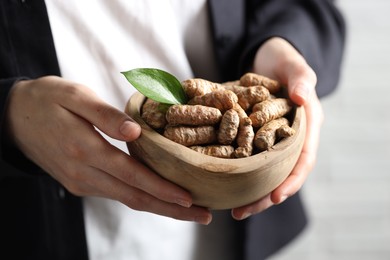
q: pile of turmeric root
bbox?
[141,72,295,159]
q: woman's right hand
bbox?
[5,76,212,225]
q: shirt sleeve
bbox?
[209,0,346,98]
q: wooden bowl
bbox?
[125,92,306,209]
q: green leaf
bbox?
[121,68,187,105]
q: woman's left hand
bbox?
[231,37,324,220]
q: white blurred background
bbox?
[270,0,390,259]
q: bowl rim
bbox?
[126,92,306,174]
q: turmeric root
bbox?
[250,98,292,127]
[190,145,235,158]
[232,103,252,126]
[234,123,255,158]
[224,84,270,111]
[182,78,225,99]
[140,72,295,158]
[234,146,253,158]
[163,125,217,146]
[237,86,270,111]
[254,117,292,151]
[276,124,296,138]
[217,109,240,145]
[166,104,222,126]
[223,84,243,94]
[240,72,281,94]
[141,98,167,129]
[188,90,238,112]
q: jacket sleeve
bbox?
[209,0,346,97]
[0,1,60,178]
[0,78,47,178]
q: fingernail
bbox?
[294,84,310,102]
[175,198,192,208]
[120,120,138,137]
[195,215,212,225]
[239,212,252,220]
[278,195,288,204]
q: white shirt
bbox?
[45,1,222,260]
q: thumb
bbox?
[117,119,142,142]
[83,101,142,142]
[59,82,141,142]
[81,101,141,142]
[286,63,317,106]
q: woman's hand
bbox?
[5,76,212,224]
[232,37,324,220]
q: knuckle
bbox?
[60,140,88,161]
[60,175,88,196]
[60,81,96,104]
[119,167,138,188]
[95,105,117,125]
[65,183,85,196]
[124,194,149,211]
[308,68,317,85]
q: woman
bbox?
[0,0,345,259]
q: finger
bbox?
[55,79,141,141]
[67,164,212,225]
[231,194,273,220]
[47,101,193,209]
[81,134,195,208]
[270,150,316,204]
[286,62,317,106]
[271,94,323,204]
[52,108,198,212]
[252,37,317,106]
[118,186,212,225]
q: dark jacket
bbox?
[0,0,345,259]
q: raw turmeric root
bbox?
[166,104,222,126]
[217,109,240,145]
[141,98,167,129]
[190,145,235,158]
[240,72,281,94]
[188,90,238,112]
[250,98,292,127]
[276,124,296,138]
[182,78,225,99]
[224,84,270,111]
[254,117,294,151]
[163,125,217,146]
[232,103,252,126]
[140,72,296,158]
[234,123,255,158]
[237,86,270,111]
